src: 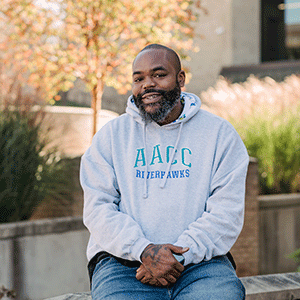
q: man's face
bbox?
[132,49,184,123]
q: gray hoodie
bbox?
[80,92,249,266]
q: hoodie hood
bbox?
[126,92,201,126]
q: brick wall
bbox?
[231,158,259,277]
[259,193,300,274]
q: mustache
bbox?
[138,89,167,99]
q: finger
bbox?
[149,278,162,286]
[169,268,181,278]
[141,274,153,284]
[136,267,142,276]
[136,273,143,281]
[136,268,147,280]
[174,261,185,272]
[136,264,147,273]
[166,274,177,284]
[140,277,148,284]
[168,244,189,254]
[158,277,169,286]
[141,276,163,287]
[181,247,189,253]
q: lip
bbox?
[142,92,162,104]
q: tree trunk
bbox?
[91,86,97,137]
[91,80,104,137]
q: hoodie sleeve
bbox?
[80,128,151,262]
[174,122,249,266]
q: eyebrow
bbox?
[132,66,168,76]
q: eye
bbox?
[133,77,143,83]
[154,73,167,78]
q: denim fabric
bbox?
[91,255,245,300]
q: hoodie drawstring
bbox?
[160,122,183,189]
[143,123,148,198]
[143,122,183,198]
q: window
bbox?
[282,0,300,59]
[261,0,300,61]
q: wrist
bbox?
[140,243,154,262]
[131,238,152,263]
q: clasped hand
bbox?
[136,244,189,287]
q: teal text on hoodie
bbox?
[80,92,249,266]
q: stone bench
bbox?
[46,272,300,300]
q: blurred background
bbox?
[0,0,300,299]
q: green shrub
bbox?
[236,110,300,194]
[0,109,73,223]
[289,248,300,272]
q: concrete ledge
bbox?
[46,292,91,300]
[242,272,300,299]
[35,106,119,118]
[45,273,300,300]
[259,193,300,209]
[0,217,86,240]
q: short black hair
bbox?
[137,44,182,74]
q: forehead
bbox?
[132,49,176,74]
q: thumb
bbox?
[168,244,189,254]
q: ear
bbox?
[177,70,186,87]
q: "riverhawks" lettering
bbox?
[135,169,190,179]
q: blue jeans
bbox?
[91,255,245,299]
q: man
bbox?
[80,44,249,299]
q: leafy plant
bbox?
[0,108,74,223]
[289,248,300,272]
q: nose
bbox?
[143,76,155,89]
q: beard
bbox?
[132,82,181,123]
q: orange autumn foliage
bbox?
[1,0,206,135]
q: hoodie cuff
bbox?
[174,240,205,266]
[130,238,152,263]
[181,250,194,266]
